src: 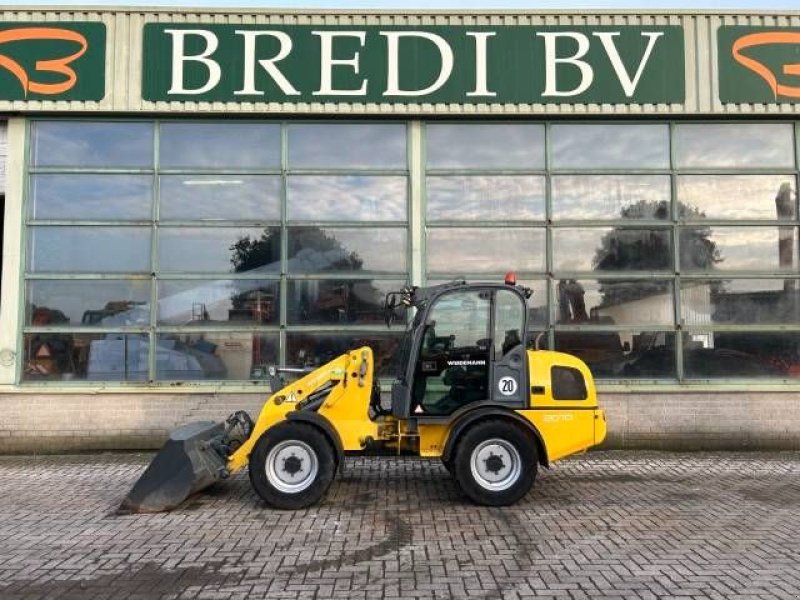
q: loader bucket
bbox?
[119,421,228,514]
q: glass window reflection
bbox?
[288,227,406,273]
[288,123,406,169]
[683,332,799,378]
[681,279,800,325]
[551,124,669,169]
[159,227,280,273]
[29,226,151,273]
[674,123,795,169]
[31,122,153,168]
[679,226,797,272]
[287,279,404,325]
[677,176,796,221]
[426,124,545,169]
[158,280,280,325]
[553,228,673,272]
[23,333,149,381]
[555,330,676,379]
[555,279,674,326]
[427,176,545,221]
[31,174,153,221]
[552,175,671,220]
[160,122,280,169]
[427,228,545,274]
[287,332,401,377]
[27,280,151,326]
[156,332,279,381]
[287,176,407,221]
[159,175,281,221]
[427,279,548,329]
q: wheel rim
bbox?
[469,438,522,492]
[265,440,319,494]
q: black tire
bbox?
[248,422,336,510]
[453,419,538,506]
[442,458,454,476]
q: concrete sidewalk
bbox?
[0,451,798,599]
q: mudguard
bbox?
[286,411,346,472]
[441,406,549,467]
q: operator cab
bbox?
[388,276,531,420]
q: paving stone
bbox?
[0,451,798,599]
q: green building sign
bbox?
[0,22,105,101]
[719,26,800,103]
[142,24,685,104]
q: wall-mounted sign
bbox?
[0,22,105,101]
[142,24,685,104]
[719,26,800,103]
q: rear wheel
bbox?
[453,420,537,506]
[249,422,335,510]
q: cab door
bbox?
[413,289,492,415]
[490,288,528,407]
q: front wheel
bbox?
[248,422,335,510]
[453,420,538,506]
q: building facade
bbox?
[1,7,800,451]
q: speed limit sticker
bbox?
[498,376,518,396]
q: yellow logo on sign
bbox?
[732,31,800,99]
[0,27,88,96]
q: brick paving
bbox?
[0,451,798,599]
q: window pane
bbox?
[551,124,669,169]
[158,280,279,325]
[31,122,153,168]
[29,226,151,273]
[287,279,404,325]
[156,332,279,381]
[288,227,406,273]
[683,332,798,379]
[159,227,280,273]
[23,333,149,382]
[426,279,548,328]
[555,330,676,379]
[287,176,407,221]
[677,176,796,221]
[159,175,281,221]
[27,280,151,326]
[427,228,545,274]
[160,122,280,169]
[674,124,795,169]
[287,332,401,377]
[552,175,671,220]
[288,123,406,169]
[555,279,674,326]
[681,279,800,325]
[427,176,545,221]
[495,289,525,357]
[680,226,798,272]
[553,228,672,272]
[426,124,545,169]
[30,174,152,221]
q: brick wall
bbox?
[1,391,798,453]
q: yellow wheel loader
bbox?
[120,277,606,513]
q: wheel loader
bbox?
[120,276,606,512]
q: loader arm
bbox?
[227,347,378,473]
